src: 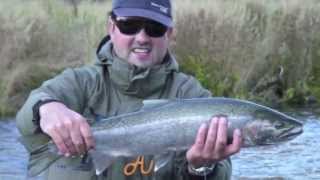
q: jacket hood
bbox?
[95,36,179,98]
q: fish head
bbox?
[243,108,303,146]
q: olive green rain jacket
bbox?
[16,36,232,180]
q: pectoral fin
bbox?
[154,152,174,172]
[88,150,115,175]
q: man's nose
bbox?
[134,28,151,43]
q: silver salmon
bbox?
[19,97,303,176]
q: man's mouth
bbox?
[132,48,151,53]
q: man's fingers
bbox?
[186,123,208,166]
[79,122,95,151]
[224,129,242,156]
[194,123,208,150]
[203,117,218,153]
[57,123,77,156]
[38,103,93,156]
[49,130,68,155]
[70,127,86,155]
[215,117,228,154]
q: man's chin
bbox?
[128,59,153,68]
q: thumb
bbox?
[186,123,208,163]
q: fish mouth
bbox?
[278,126,303,141]
[259,126,303,146]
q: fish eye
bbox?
[274,121,284,129]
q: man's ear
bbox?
[166,27,175,40]
[107,17,115,38]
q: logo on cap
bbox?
[151,2,169,14]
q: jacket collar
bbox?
[95,36,179,98]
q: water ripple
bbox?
[232,117,320,180]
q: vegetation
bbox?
[174,0,320,107]
[0,0,319,116]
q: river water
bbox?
[0,113,319,180]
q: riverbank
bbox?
[0,0,320,117]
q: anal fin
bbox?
[88,150,115,175]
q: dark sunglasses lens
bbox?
[115,17,167,37]
[116,19,142,35]
[145,21,167,37]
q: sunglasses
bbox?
[111,15,168,38]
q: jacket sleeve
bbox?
[173,74,232,180]
[16,67,92,136]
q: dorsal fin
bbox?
[141,99,173,110]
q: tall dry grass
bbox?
[0,0,319,116]
[0,0,109,115]
[173,0,320,105]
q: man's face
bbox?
[108,15,173,68]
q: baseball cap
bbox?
[112,0,173,27]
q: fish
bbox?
[19,97,303,177]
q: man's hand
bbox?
[186,116,242,168]
[39,102,95,157]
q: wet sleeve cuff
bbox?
[32,99,61,133]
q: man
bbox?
[16,0,242,179]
